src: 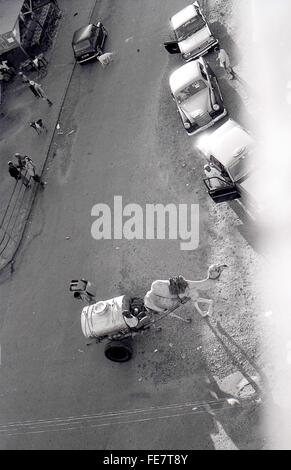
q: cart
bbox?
[79,265,226,362]
[81,294,191,362]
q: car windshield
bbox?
[73,39,91,52]
[175,14,206,41]
[176,80,207,103]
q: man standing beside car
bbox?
[216,46,234,80]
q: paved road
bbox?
[0,0,263,449]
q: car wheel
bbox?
[104,339,133,362]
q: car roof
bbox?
[171,4,197,30]
[72,24,96,44]
[169,60,201,94]
[198,119,254,168]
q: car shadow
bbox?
[232,72,255,98]
[227,200,262,250]
[218,78,254,129]
[227,200,276,258]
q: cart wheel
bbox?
[104,339,133,362]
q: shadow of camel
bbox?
[194,370,265,449]
[216,321,270,392]
[204,317,270,396]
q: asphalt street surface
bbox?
[0,0,265,449]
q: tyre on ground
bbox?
[104,339,133,362]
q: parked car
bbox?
[72,22,107,64]
[164,1,218,61]
[169,57,227,135]
[197,119,258,207]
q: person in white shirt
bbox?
[24,156,46,188]
[217,46,234,80]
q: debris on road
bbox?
[97,52,116,68]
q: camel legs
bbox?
[194,298,214,317]
[168,298,214,320]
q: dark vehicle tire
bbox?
[104,339,133,362]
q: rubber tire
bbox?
[104,339,133,362]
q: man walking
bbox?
[24,156,46,188]
[32,54,47,75]
[30,119,47,135]
[216,46,235,80]
[27,79,40,97]
[14,152,26,170]
[27,80,53,106]
[8,161,30,188]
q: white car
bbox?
[197,119,256,204]
[169,57,227,135]
[164,1,218,61]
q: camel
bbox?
[144,264,227,318]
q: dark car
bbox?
[72,22,108,64]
